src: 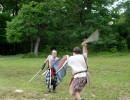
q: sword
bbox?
[49,68,51,89]
[41,70,49,76]
[29,69,41,83]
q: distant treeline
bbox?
[0,0,129,56]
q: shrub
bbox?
[110,46,117,53]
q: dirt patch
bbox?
[119,96,130,100]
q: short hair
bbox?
[52,50,57,53]
[73,47,81,54]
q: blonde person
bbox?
[41,50,59,93]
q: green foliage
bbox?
[23,52,37,58]
[0,13,11,39]
[120,40,128,51]
[110,46,117,53]
[38,52,49,58]
[6,1,49,43]
[0,0,129,55]
[42,45,51,54]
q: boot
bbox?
[53,90,56,93]
[48,85,51,92]
[53,84,56,93]
[48,89,51,92]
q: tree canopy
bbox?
[0,0,129,56]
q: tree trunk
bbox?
[14,43,16,54]
[34,37,40,56]
[86,0,92,28]
[31,41,33,53]
[15,3,18,15]
[79,12,83,27]
[79,11,84,39]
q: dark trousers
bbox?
[48,85,56,90]
[48,79,56,90]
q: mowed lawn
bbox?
[0,54,130,100]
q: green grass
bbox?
[0,53,130,100]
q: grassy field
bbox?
[0,53,130,100]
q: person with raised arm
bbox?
[56,42,90,100]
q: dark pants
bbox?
[48,83,56,90]
[46,69,59,91]
[48,75,56,90]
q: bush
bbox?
[42,45,51,53]
[23,52,36,58]
[110,46,117,53]
[120,40,128,51]
[16,54,24,58]
[39,52,50,58]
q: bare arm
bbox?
[56,55,67,73]
[44,58,49,64]
[81,42,88,57]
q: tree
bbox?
[3,0,129,56]
[118,0,130,49]
[6,1,55,56]
[0,13,12,55]
[0,0,26,16]
[54,0,120,51]
[113,0,130,50]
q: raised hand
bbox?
[81,41,87,47]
